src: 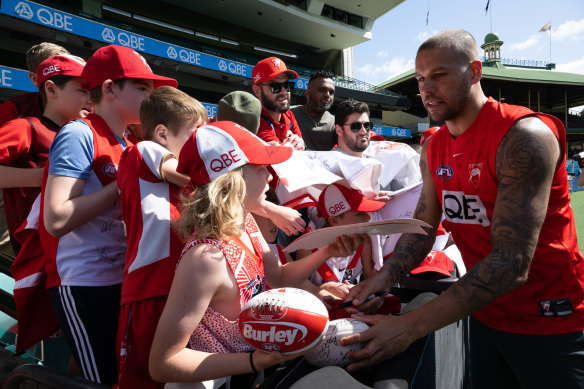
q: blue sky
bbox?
[353,0,584,91]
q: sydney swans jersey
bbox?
[183,214,265,353]
[40,114,129,288]
[0,116,58,242]
[427,97,584,334]
[118,141,183,304]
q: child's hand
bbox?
[320,282,352,300]
[252,348,309,371]
[325,234,366,258]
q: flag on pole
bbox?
[485,0,490,15]
[539,21,551,32]
[426,9,429,25]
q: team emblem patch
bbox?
[102,162,118,177]
[436,164,453,180]
[468,163,483,188]
[270,58,281,69]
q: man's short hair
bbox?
[25,42,69,73]
[417,29,480,64]
[140,86,208,140]
[308,70,334,85]
[334,98,370,125]
[38,74,72,106]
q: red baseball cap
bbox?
[369,131,384,141]
[36,55,86,88]
[420,126,440,146]
[177,121,293,185]
[410,250,455,278]
[252,57,298,85]
[316,183,385,219]
[81,45,177,90]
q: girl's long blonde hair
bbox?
[177,166,246,241]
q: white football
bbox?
[239,288,329,355]
[303,318,369,367]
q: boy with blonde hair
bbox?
[116,86,207,389]
[40,44,176,386]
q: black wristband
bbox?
[249,350,259,374]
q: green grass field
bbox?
[571,190,584,252]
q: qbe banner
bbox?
[1,0,309,89]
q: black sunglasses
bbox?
[344,121,374,132]
[262,81,294,93]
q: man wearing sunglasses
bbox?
[334,98,373,158]
[252,57,304,150]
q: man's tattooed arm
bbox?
[447,116,559,314]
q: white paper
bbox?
[283,218,431,253]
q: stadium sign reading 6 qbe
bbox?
[1,0,299,87]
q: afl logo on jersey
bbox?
[436,164,453,180]
[102,162,118,177]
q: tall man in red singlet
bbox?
[342,29,584,388]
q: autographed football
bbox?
[239,288,329,354]
[304,318,369,367]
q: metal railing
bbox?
[332,75,404,97]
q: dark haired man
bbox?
[334,98,372,158]
[290,70,336,150]
[252,57,304,150]
[343,29,584,389]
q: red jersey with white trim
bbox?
[117,141,183,304]
[40,114,129,288]
[183,214,265,353]
[0,92,43,127]
[0,116,58,243]
[257,108,302,144]
[427,97,584,335]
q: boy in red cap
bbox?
[300,183,384,285]
[0,42,70,127]
[39,45,176,386]
[149,121,363,387]
[116,86,207,389]
[252,57,305,150]
[0,54,89,253]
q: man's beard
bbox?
[261,90,290,113]
[342,131,369,152]
[426,78,471,122]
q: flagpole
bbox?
[489,0,493,32]
[549,19,552,66]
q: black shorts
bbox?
[469,316,584,389]
[48,284,121,386]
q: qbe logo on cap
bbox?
[209,149,242,172]
[328,201,347,216]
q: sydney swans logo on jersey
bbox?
[468,163,483,188]
[436,164,453,180]
[443,190,490,227]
